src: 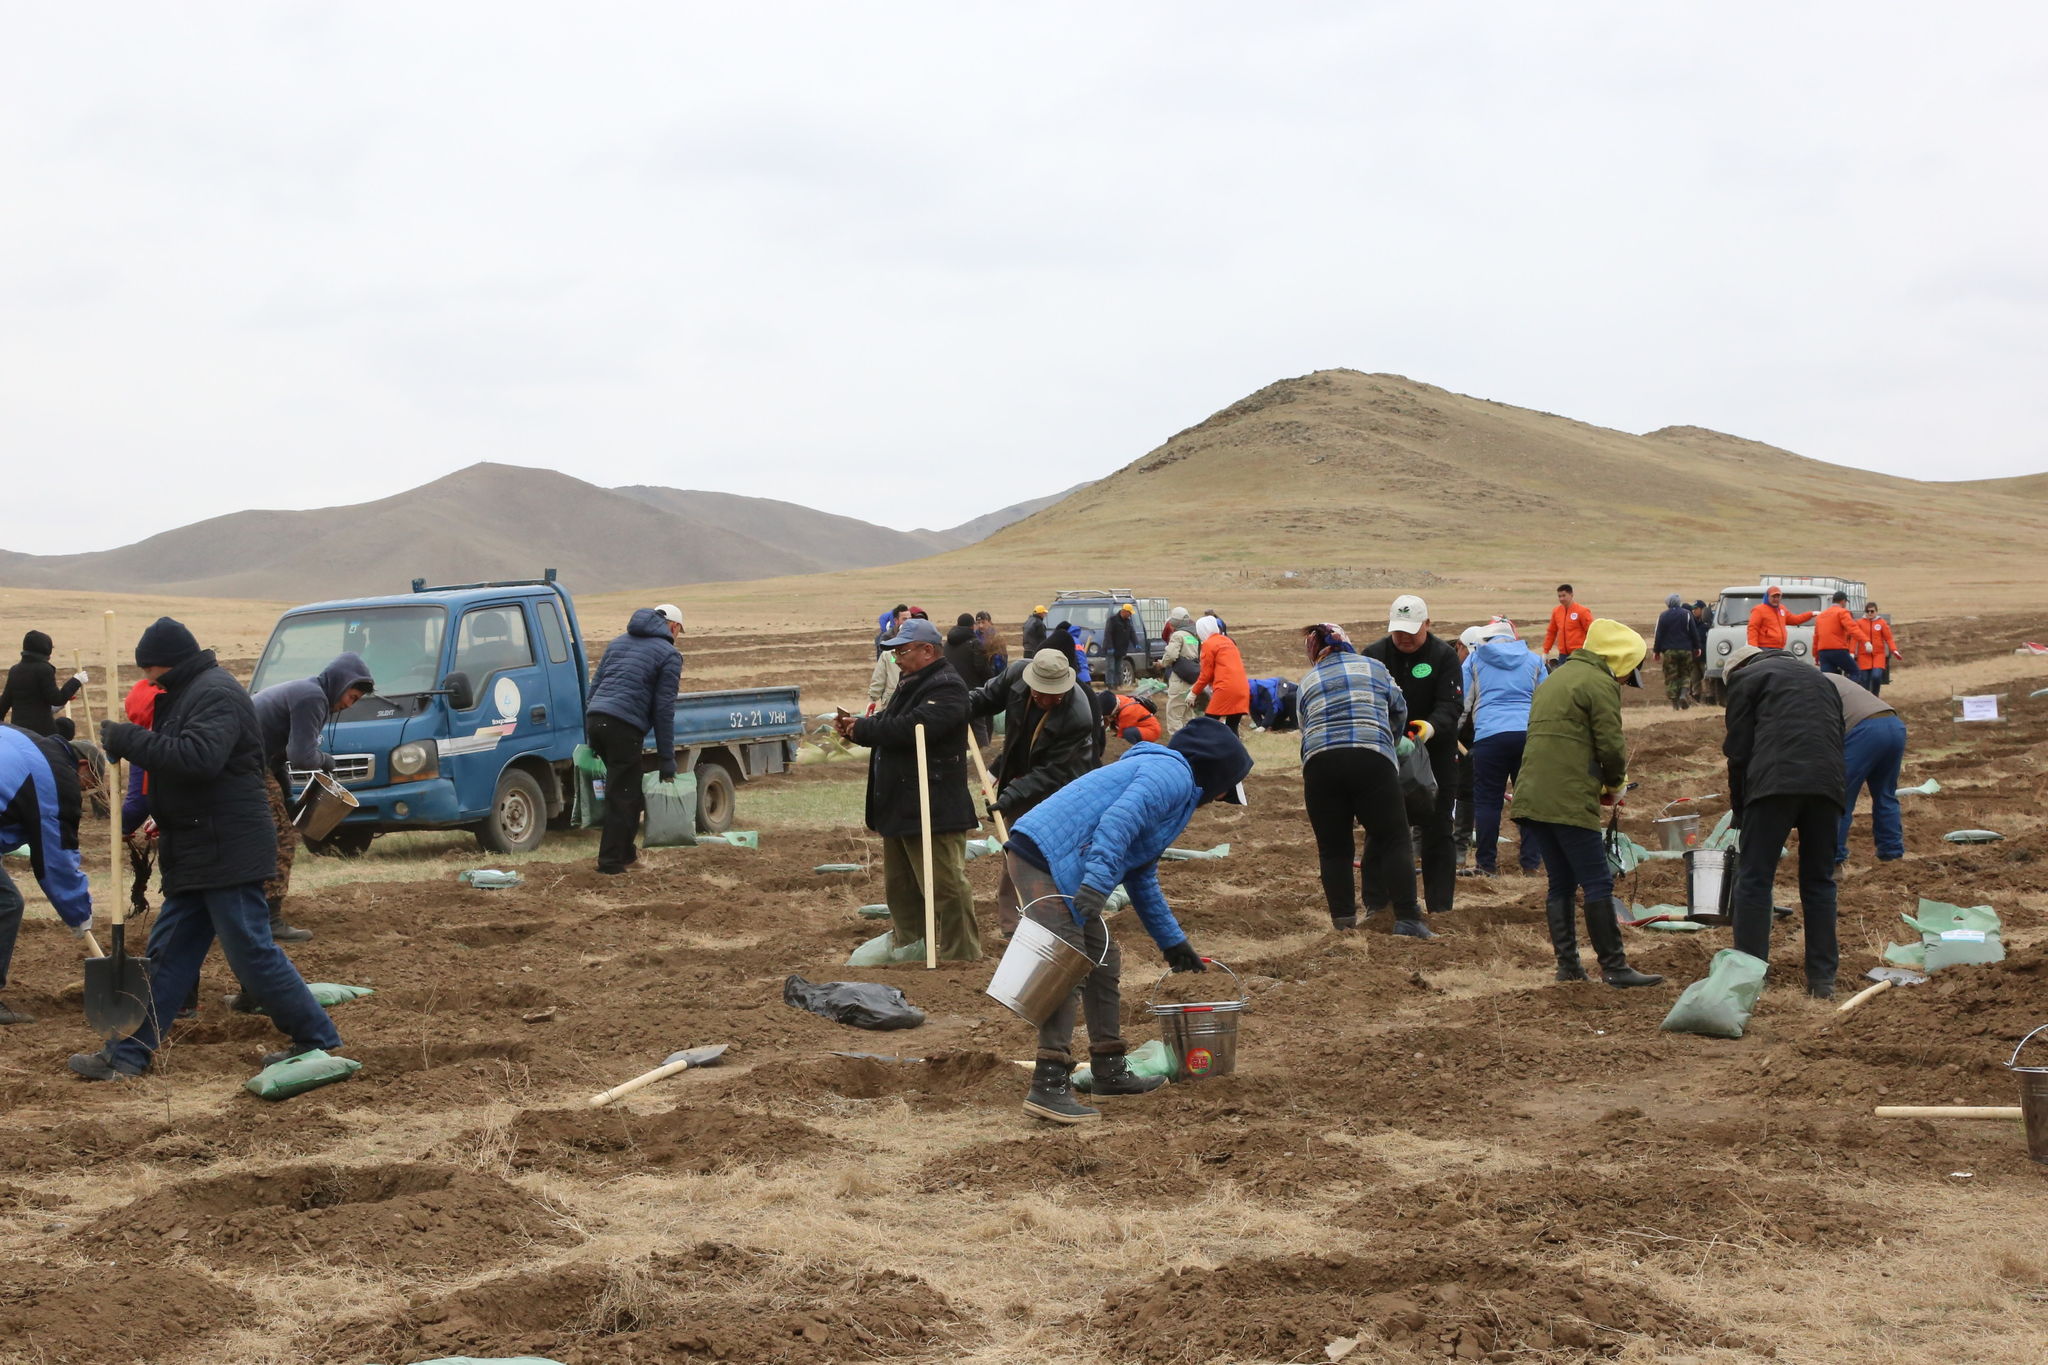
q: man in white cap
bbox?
[584,604,685,875]
[967,649,1098,936]
[1156,607,1202,736]
[1361,595,1464,927]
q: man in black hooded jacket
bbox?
[944,614,992,747]
[252,652,376,942]
[0,631,88,737]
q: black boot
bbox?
[1392,917,1437,940]
[1022,1058,1100,1124]
[1584,897,1662,988]
[1805,976,1836,1001]
[1090,1051,1165,1096]
[1546,893,1588,981]
[268,898,312,944]
[0,998,35,1025]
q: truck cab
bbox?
[1046,589,1174,688]
[250,573,799,855]
[1699,585,1832,703]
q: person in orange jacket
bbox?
[1192,615,1250,732]
[1746,585,1816,648]
[1812,591,1861,679]
[1541,585,1594,671]
[1105,693,1162,746]
[1861,602,1902,695]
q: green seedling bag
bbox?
[228,983,374,1015]
[845,931,928,966]
[640,771,698,848]
[1660,949,1769,1040]
[244,1049,361,1101]
[858,903,891,919]
[573,745,607,828]
[1073,1038,1177,1092]
[1905,898,2004,969]
[458,868,523,889]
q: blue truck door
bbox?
[445,600,557,783]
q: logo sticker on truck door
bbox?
[493,676,521,724]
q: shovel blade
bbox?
[1865,967,1929,987]
[82,951,155,1042]
[660,1044,729,1069]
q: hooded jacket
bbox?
[253,652,374,777]
[1513,620,1644,830]
[1723,648,1845,816]
[850,655,975,838]
[966,659,1097,818]
[0,724,93,929]
[1192,618,1250,717]
[1652,605,1697,654]
[99,650,277,893]
[1010,719,1251,947]
[0,630,84,737]
[1463,636,1545,742]
[586,609,684,777]
[944,617,989,687]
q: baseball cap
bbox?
[1387,594,1428,633]
[1032,604,1048,614]
[1458,626,1486,649]
[879,618,944,648]
[654,603,684,626]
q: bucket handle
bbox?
[1658,794,1721,819]
[2007,1023,2048,1070]
[1018,893,1111,970]
[1144,955,1248,1010]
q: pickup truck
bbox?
[1045,589,1176,689]
[248,571,801,855]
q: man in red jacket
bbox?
[1747,586,1816,649]
[1542,585,1594,672]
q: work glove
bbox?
[658,767,677,784]
[67,913,94,940]
[1072,885,1109,919]
[71,670,89,686]
[98,719,136,760]
[318,757,337,774]
[1396,736,1415,758]
[984,800,1006,822]
[1163,941,1207,974]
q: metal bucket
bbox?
[1654,813,1702,851]
[1147,958,1248,1079]
[985,910,1106,1027]
[294,771,360,843]
[1684,848,1734,925]
[2008,1025,2048,1166]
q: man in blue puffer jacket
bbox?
[585,605,684,875]
[0,725,97,1025]
[1005,716,1252,1124]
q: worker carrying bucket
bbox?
[989,716,1252,1125]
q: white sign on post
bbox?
[1959,695,2000,722]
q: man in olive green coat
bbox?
[1513,619,1662,988]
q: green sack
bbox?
[458,868,523,889]
[713,830,758,848]
[1943,829,2004,843]
[1900,778,1940,795]
[847,930,926,965]
[813,862,863,873]
[573,745,607,829]
[244,1049,361,1101]
[1660,949,1769,1040]
[857,903,891,919]
[1884,939,1928,969]
[1904,899,2004,969]
[1162,843,1230,862]
[640,771,698,848]
[964,836,1004,861]
[227,983,374,1014]
[1701,811,1738,851]
[1074,1039,1177,1092]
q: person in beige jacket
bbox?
[1156,607,1201,735]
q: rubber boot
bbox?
[1090,1051,1165,1096]
[1022,1058,1100,1124]
[1546,894,1588,981]
[1392,917,1437,940]
[0,998,35,1025]
[1584,897,1662,988]
[1805,976,1836,1002]
[268,897,313,944]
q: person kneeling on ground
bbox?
[75,618,341,1080]
[252,653,374,942]
[1512,619,1662,989]
[1005,716,1253,1124]
[966,648,1098,938]
[1105,691,1161,747]
[0,725,97,1025]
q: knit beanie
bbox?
[134,617,202,669]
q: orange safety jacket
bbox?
[1109,695,1162,742]
[1194,633,1250,717]
[1746,601,1816,648]
[1813,604,1858,653]
[1867,618,1900,661]
[1543,603,1594,655]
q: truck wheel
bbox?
[695,762,735,834]
[1118,657,1139,689]
[476,768,547,854]
[327,827,375,859]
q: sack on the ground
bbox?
[458,869,523,889]
[1902,898,2004,969]
[640,771,699,848]
[1659,949,1769,1040]
[573,745,607,829]
[226,983,374,1014]
[244,1049,362,1101]
[845,931,929,966]
[783,975,925,1030]
[1073,1038,1177,1092]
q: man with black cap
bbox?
[252,653,375,942]
[835,616,980,961]
[0,631,90,737]
[73,617,340,1080]
[1005,715,1251,1123]
[1362,594,1464,924]
[0,724,97,1024]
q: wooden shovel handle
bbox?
[588,1056,695,1107]
[1874,1106,2022,1120]
[967,737,1008,843]
[104,612,125,931]
[83,932,105,959]
[1836,979,1894,1013]
[915,723,935,970]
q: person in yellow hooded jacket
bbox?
[1510,619,1663,988]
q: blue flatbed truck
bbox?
[249,571,801,855]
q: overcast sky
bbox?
[4,3,2043,556]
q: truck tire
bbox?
[694,761,735,835]
[476,768,547,854]
[1117,656,1139,689]
[328,827,375,859]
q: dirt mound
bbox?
[1090,1248,1737,1363]
[1340,1165,1887,1257]
[0,1259,249,1364]
[10,1108,350,1172]
[922,1119,1385,1203]
[493,1103,838,1174]
[74,1161,568,1270]
[0,1181,70,1212]
[346,1242,967,1364]
[757,1049,1019,1109]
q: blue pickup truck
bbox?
[249,572,801,856]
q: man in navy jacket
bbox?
[585,605,684,875]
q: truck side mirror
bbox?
[439,671,475,711]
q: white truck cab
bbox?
[1699,575,1866,704]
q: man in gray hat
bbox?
[968,648,1098,936]
[835,617,980,961]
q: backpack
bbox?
[1168,632,1201,684]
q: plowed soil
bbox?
[3,612,2045,1364]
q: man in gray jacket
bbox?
[253,652,375,941]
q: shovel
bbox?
[1836,966,1929,1014]
[587,1043,728,1107]
[83,611,154,1042]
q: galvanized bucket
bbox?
[1654,813,1701,851]
[294,771,360,842]
[1684,848,1734,925]
[985,900,1108,1027]
[2008,1024,2048,1166]
[1147,957,1248,1080]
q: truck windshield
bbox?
[253,607,448,697]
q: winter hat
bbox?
[1167,606,1193,623]
[134,617,201,669]
[21,629,53,657]
[1195,615,1221,641]
[1022,648,1076,694]
[1166,716,1254,806]
[1667,594,1683,609]
[956,613,975,628]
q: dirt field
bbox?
[3,612,2046,1364]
